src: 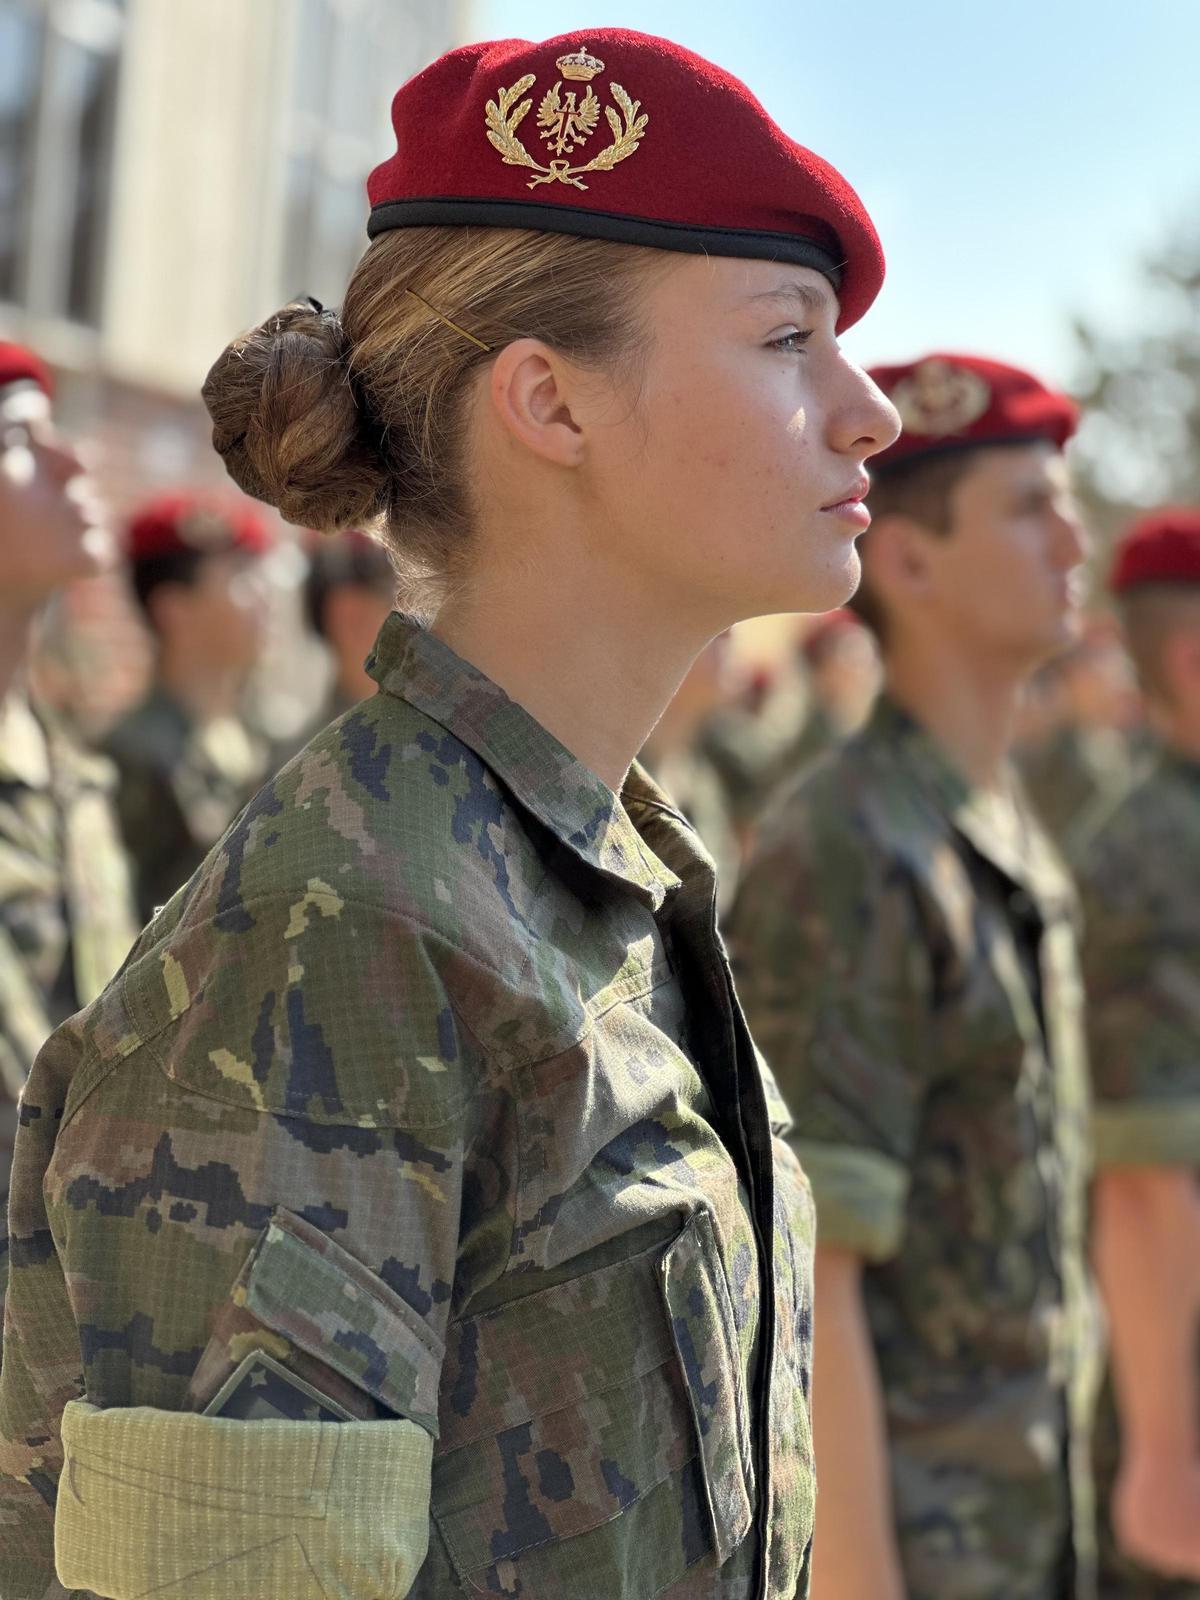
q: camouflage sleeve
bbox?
[0,888,507,1599]
[1074,815,1200,1167]
[729,805,931,1262]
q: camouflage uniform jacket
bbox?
[728,694,1097,1600]
[1019,725,1135,849]
[104,685,268,923]
[640,745,743,917]
[1073,748,1200,1600]
[0,690,136,1287]
[0,614,817,1600]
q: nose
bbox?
[830,360,902,460]
[38,431,85,486]
[1054,501,1090,570]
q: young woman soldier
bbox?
[0,29,897,1600]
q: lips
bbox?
[820,474,870,514]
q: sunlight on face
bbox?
[578,256,899,629]
[0,386,104,603]
[932,444,1089,664]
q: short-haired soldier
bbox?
[105,490,274,921]
[730,353,1098,1600]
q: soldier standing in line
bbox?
[784,607,880,775]
[0,341,137,1310]
[1072,508,1200,1597]
[1018,616,1141,847]
[729,352,1097,1600]
[104,490,274,921]
[640,636,744,914]
[272,526,397,767]
[304,528,397,723]
[0,29,900,1600]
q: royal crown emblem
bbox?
[891,359,992,437]
[485,45,649,191]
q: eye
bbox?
[770,329,813,355]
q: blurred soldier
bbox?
[640,634,742,912]
[106,491,273,921]
[0,341,136,1303]
[786,607,880,772]
[1019,616,1141,845]
[281,527,395,759]
[730,352,1097,1600]
[305,528,396,721]
[1073,508,1200,1595]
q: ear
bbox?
[863,512,941,609]
[486,338,587,468]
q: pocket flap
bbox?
[211,1209,444,1435]
[660,1208,754,1565]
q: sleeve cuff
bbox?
[791,1141,908,1262]
[1092,1102,1200,1168]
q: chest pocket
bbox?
[431,1210,754,1599]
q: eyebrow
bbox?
[747,280,836,316]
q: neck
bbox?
[157,643,242,724]
[883,632,1028,791]
[0,606,37,702]
[432,558,713,794]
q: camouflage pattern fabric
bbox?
[640,745,743,916]
[1018,724,1136,849]
[0,690,137,1314]
[1073,750,1200,1600]
[728,694,1098,1600]
[0,612,817,1600]
[104,685,269,923]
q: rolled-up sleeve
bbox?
[1075,803,1200,1170]
[0,890,503,1599]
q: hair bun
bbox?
[202,299,390,532]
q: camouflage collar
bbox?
[869,693,1061,900]
[367,613,682,909]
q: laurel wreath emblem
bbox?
[485,73,649,190]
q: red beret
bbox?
[1110,507,1200,593]
[0,340,53,399]
[366,30,884,332]
[126,491,273,563]
[867,352,1078,475]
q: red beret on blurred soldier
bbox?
[105,489,275,922]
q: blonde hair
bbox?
[202,227,671,616]
[1118,585,1200,703]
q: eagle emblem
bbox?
[485,46,649,191]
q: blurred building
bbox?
[0,0,470,728]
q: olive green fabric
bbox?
[104,686,268,922]
[1,613,816,1600]
[55,1400,433,1599]
[729,694,1099,1600]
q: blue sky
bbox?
[469,0,1199,386]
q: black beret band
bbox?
[366,196,845,289]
